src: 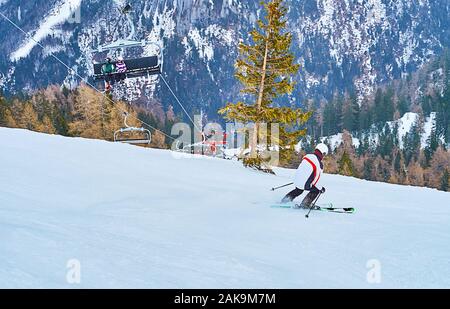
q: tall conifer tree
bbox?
[219,0,310,171]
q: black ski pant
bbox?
[115,73,126,82]
[282,186,320,207]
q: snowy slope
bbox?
[0,127,449,288]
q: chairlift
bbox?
[114,112,152,145]
[121,3,132,14]
[93,50,162,81]
[91,3,163,83]
[176,130,229,157]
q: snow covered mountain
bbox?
[0,0,449,118]
[317,112,443,152]
[1,127,449,288]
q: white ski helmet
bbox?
[315,143,329,156]
[117,56,124,61]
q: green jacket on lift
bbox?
[101,62,115,74]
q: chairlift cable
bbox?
[111,5,130,43]
[0,11,176,142]
[161,74,202,134]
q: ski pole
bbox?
[271,182,294,191]
[305,193,322,219]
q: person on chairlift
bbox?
[115,56,127,82]
[101,57,115,75]
[102,57,115,90]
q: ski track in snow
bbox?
[0,127,449,288]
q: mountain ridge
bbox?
[0,0,449,119]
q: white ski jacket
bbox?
[294,153,324,190]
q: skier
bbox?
[281,143,329,208]
[204,130,218,155]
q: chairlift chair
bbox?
[121,3,132,14]
[91,3,163,83]
[114,112,151,145]
[93,48,162,82]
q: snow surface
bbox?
[389,112,419,148]
[0,127,449,288]
[320,133,361,151]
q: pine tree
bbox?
[402,121,421,165]
[19,102,40,131]
[322,102,336,136]
[0,95,17,127]
[383,86,395,122]
[342,95,355,132]
[420,95,432,117]
[424,125,439,167]
[41,115,56,134]
[334,94,344,133]
[62,85,70,98]
[397,95,409,117]
[377,124,395,159]
[427,146,450,189]
[363,157,374,180]
[357,134,369,156]
[69,86,105,139]
[374,88,384,124]
[435,50,450,143]
[3,108,17,128]
[305,99,318,138]
[219,0,310,171]
[0,95,8,126]
[350,93,360,131]
[54,111,69,136]
[394,151,402,173]
[337,150,354,176]
[359,99,375,131]
[441,169,449,192]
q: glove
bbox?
[320,187,326,194]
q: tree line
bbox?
[297,50,450,192]
[0,84,174,149]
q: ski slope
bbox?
[0,127,449,288]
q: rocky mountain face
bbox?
[0,0,449,121]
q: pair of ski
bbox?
[271,203,355,214]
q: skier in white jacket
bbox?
[281,143,329,208]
